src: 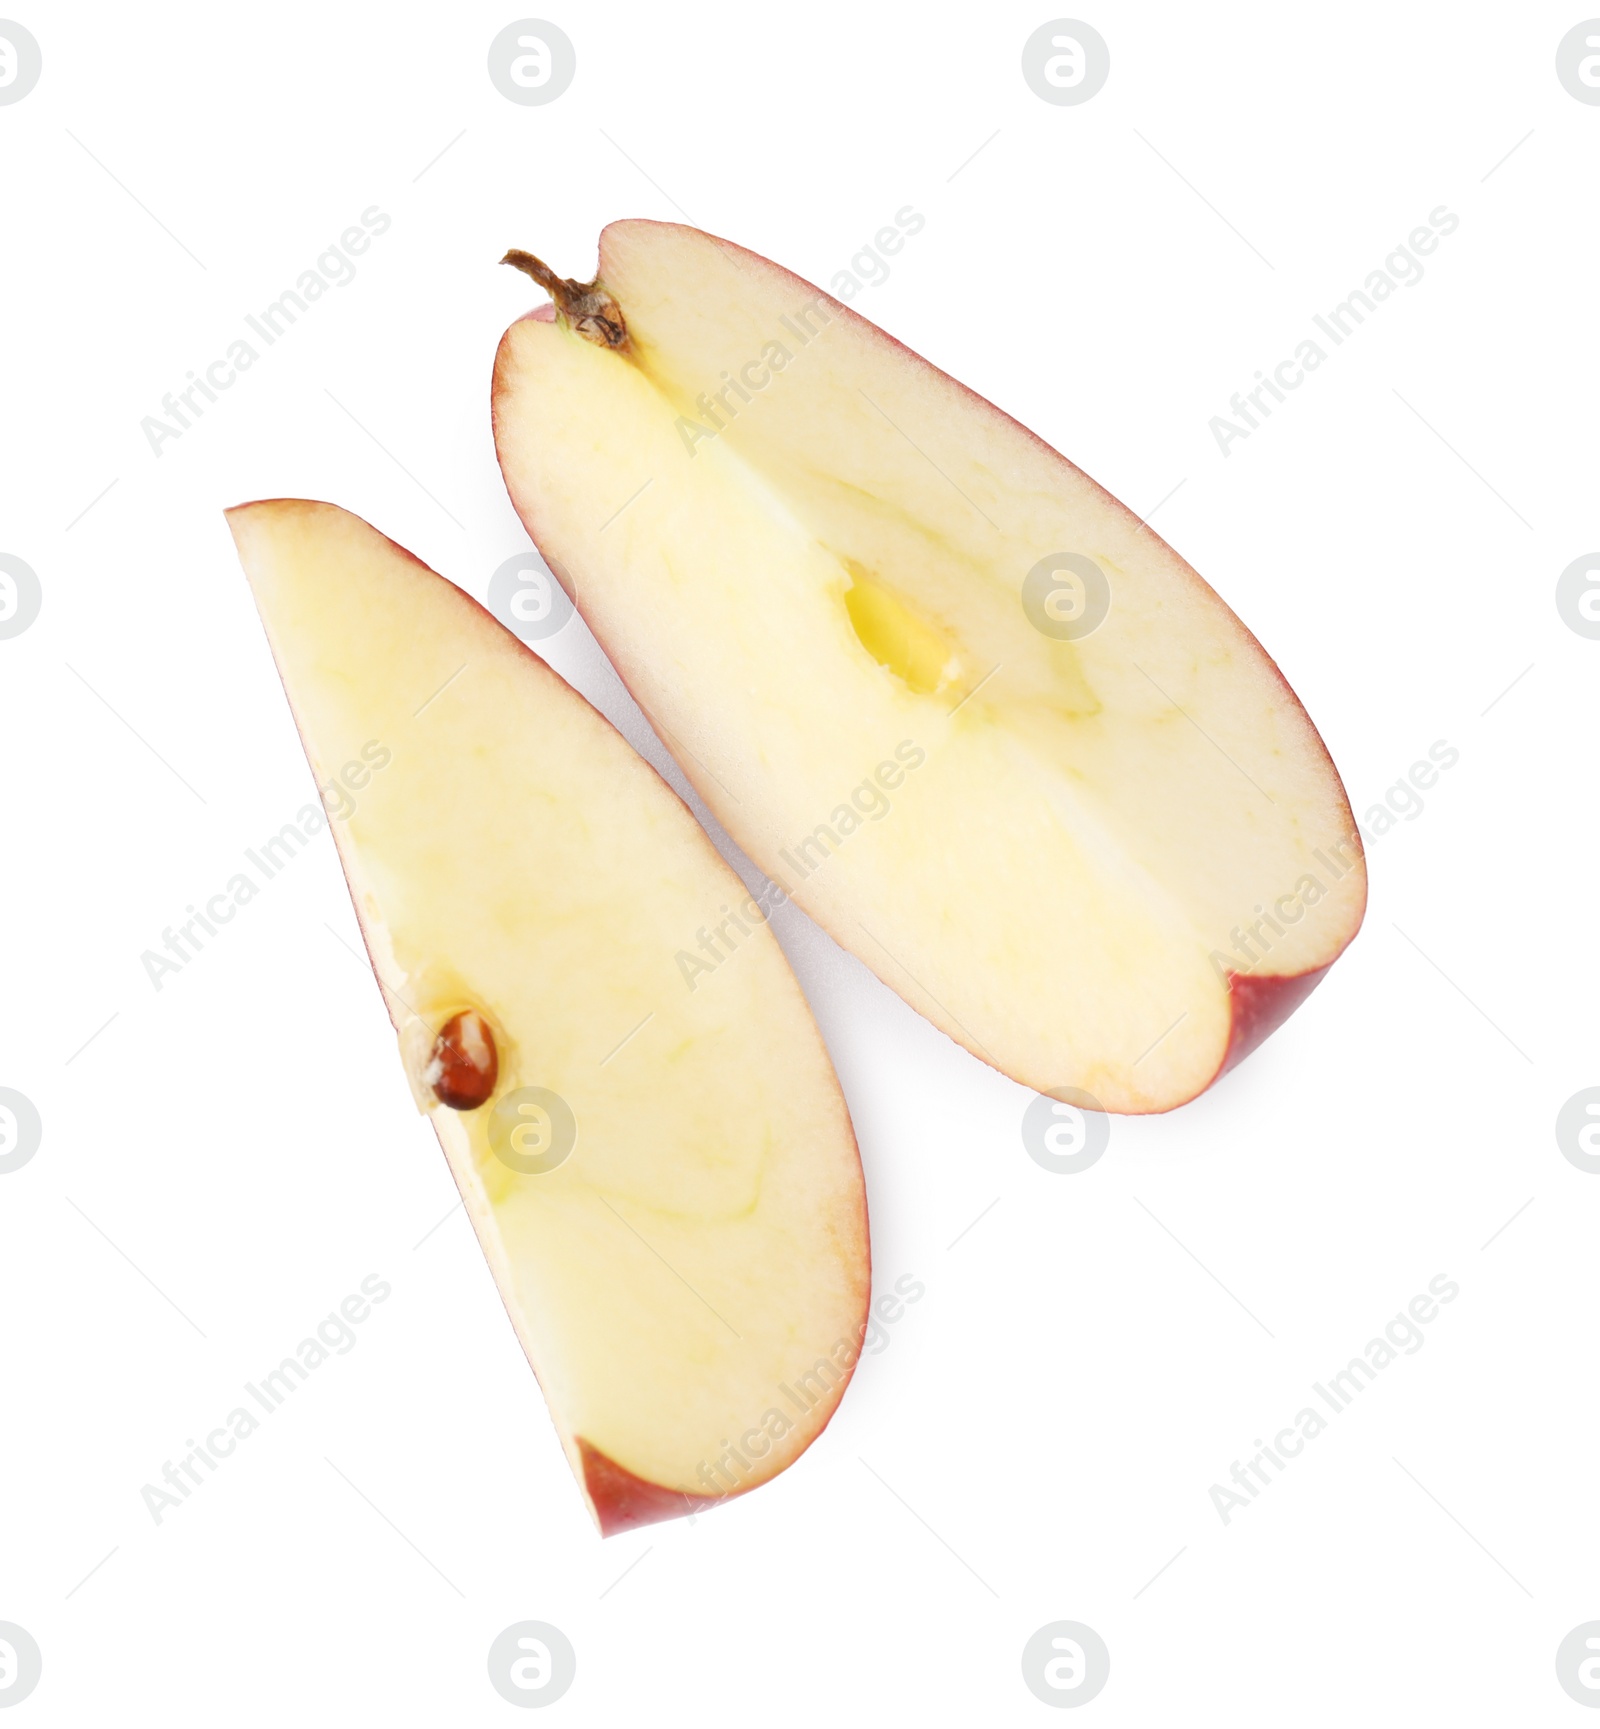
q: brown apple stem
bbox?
[501,249,629,352]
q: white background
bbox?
[3,1,1597,1721]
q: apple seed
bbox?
[425,1009,499,1110]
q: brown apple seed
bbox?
[425,1009,499,1110]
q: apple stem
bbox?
[501,250,630,352]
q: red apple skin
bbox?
[1215,967,1334,1082]
[578,1440,723,1536]
[491,227,1368,1113]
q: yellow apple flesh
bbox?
[492,223,1367,1113]
[227,499,870,1533]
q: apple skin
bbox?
[578,1439,723,1536]
[1214,966,1335,1083]
[490,227,1368,1113]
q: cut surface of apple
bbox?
[492,222,1367,1114]
[227,499,869,1533]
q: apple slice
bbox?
[226,499,869,1534]
[491,223,1367,1114]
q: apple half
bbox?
[227,500,869,1533]
[491,223,1367,1113]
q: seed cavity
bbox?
[841,560,962,696]
[425,1010,499,1111]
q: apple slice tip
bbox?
[1216,966,1334,1084]
[576,1438,722,1538]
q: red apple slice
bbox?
[227,499,870,1533]
[491,222,1367,1113]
